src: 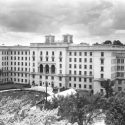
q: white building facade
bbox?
[0,34,125,93]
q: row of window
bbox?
[69,51,92,56]
[10,73,29,77]
[69,58,92,63]
[11,78,28,83]
[2,56,30,61]
[33,51,62,56]
[33,56,63,62]
[117,59,124,64]
[69,83,92,89]
[69,64,92,69]
[69,70,93,75]
[2,51,30,55]
[69,77,92,82]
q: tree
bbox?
[100,79,115,98]
[113,40,123,46]
[104,92,125,125]
[103,40,112,45]
[57,94,105,125]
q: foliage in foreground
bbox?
[46,92,125,125]
[45,93,105,125]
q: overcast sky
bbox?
[0,0,125,46]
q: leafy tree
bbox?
[104,92,125,125]
[100,79,115,98]
[113,40,123,46]
[103,40,112,45]
[57,94,105,125]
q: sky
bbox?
[0,0,125,46]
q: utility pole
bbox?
[45,81,48,106]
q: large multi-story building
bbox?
[0,34,125,93]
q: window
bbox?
[101,74,104,78]
[59,77,62,81]
[59,83,62,87]
[40,51,42,55]
[101,52,104,57]
[69,52,72,56]
[46,51,48,55]
[25,51,27,55]
[69,58,72,62]
[79,78,81,82]
[74,77,76,81]
[46,76,48,79]
[52,57,54,61]
[74,58,77,62]
[22,62,23,66]
[74,64,76,68]
[84,78,87,82]
[84,71,87,75]
[84,52,87,56]
[60,51,62,56]
[79,52,82,56]
[90,52,92,56]
[52,51,54,55]
[79,84,81,88]
[84,58,87,62]
[69,64,72,68]
[101,66,104,71]
[33,51,35,55]
[60,58,62,62]
[69,77,71,81]
[51,76,54,80]
[89,85,92,89]
[60,64,62,68]
[69,83,71,87]
[74,52,77,56]
[121,59,124,63]
[79,65,82,68]
[89,78,92,83]
[74,84,76,87]
[79,58,82,62]
[74,71,76,75]
[84,65,87,69]
[101,59,104,64]
[69,70,71,74]
[90,65,92,69]
[46,57,48,61]
[84,84,86,88]
[79,71,82,75]
[33,68,35,72]
[89,71,92,76]
[90,58,92,63]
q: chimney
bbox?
[45,35,55,43]
[63,34,73,43]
